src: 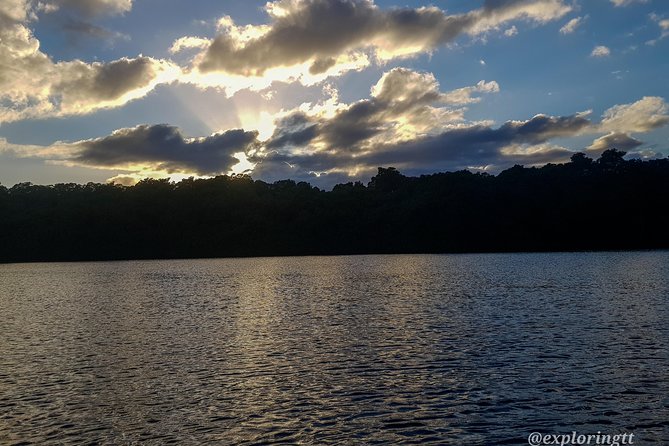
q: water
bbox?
[1,252,668,445]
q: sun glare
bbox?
[237,110,276,141]
[230,151,256,175]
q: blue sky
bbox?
[0,0,667,187]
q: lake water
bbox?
[1,252,668,445]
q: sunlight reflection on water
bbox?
[1,252,668,444]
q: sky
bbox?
[0,0,668,188]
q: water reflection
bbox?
[1,253,668,444]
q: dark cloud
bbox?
[82,58,156,101]
[252,112,588,188]
[196,0,570,75]
[360,115,581,167]
[265,112,320,150]
[62,19,128,42]
[72,124,259,174]
[266,68,498,153]
[356,123,578,168]
[63,19,114,38]
[498,114,591,143]
[251,67,586,186]
[55,57,166,106]
[35,1,131,52]
[319,101,387,149]
[199,0,383,75]
[47,0,132,17]
[309,58,337,74]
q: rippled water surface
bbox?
[1,253,668,445]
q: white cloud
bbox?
[610,0,648,7]
[647,13,669,45]
[599,96,669,133]
[590,45,611,57]
[0,137,71,159]
[0,0,179,123]
[560,16,585,34]
[587,96,669,154]
[504,26,518,37]
[1,0,31,22]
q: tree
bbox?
[570,152,593,168]
[368,167,406,193]
[598,149,626,170]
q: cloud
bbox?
[4,68,504,182]
[1,0,28,23]
[504,25,518,36]
[53,58,176,112]
[250,68,594,183]
[610,0,648,7]
[251,115,587,185]
[56,124,258,175]
[252,78,669,185]
[0,1,179,123]
[4,69,667,188]
[106,173,144,186]
[61,18,129,43]
[35,0,133,47]
[39,0,133,17]
[559,16,585,34]
[647,13,669,45]
[586,97,669,155]
[355,116,587,167]
[0,137,72,159]
[586,132,643,154]
[266,68,500,154]
[599,96,669,133]
[590,45,611,57]
[1,124,258,176]
[67,125,260,175]
[174,0,571,94]
[626,149,664,160]
[62,18,125,37]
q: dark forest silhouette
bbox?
[1,149,668,263]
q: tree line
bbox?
[1,149,668,263]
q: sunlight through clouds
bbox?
[237,111,277,141]
[171,0,571,94]
[0,0,667,187]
